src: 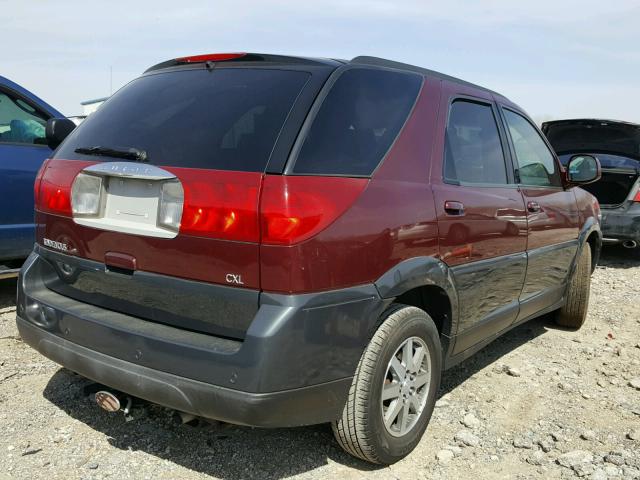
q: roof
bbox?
[350,56,500,95]
[142,52,499,95]
[144,53,343,73]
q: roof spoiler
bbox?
[144,53,341,73]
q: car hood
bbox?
[542,119,640,162]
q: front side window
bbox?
[503,109,561,187]
[444,100,508,184]
[0,92,47,145]
[292,68,422,176]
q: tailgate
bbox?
[33,66,318,339]
[37,245,258,339]
[35,162,263,340]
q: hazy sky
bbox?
[4,1,640,123]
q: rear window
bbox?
[291,68,422,176]
[55,68,310,172]
[444,100,508,185]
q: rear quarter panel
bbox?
[260,77,441,293]
[573,186,599,229]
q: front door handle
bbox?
[527,201,541,213]
[444,201,465,216]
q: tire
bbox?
[332,304,442,464]
[555,243,592,328]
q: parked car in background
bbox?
[543,119,640,257]
[18,53,602,464]
[0,75,64,278]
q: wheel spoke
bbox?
[384,399,403,428]
[402,338,413,371]
[397,401,410,435]
[390,356,405,379]
[414,372,429,389]
[382,382,401,401]
[409,395,422,413]
[412,346,425,373]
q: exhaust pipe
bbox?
[95,390,132,415]
[622,240,637,249]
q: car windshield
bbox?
[55,68,310,172]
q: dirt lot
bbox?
[0,247,639,480]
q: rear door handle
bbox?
[527,201,541,213]
[444,201,465,216]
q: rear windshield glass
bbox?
[291,68,422,176]
[55,68,310,172]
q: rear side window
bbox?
[55,69,310,172]
[503,110,562,187]
[444,100,508,184]
[292,68,422,176]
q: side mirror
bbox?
[45,117,77,149]
[565,154,601,186]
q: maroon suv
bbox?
[18,53,602,464]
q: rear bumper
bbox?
[601,203,640,243]
[17,316,351,427]
[17,248,387,427]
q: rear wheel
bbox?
[555,243,592,328]
[332,304,441,464]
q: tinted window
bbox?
[0,92,47,145]
[504,110,561,187]
[292,68,422,176]
[55,69,310,172]
[444,100,508,184]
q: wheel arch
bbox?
[374,257,458,341]
[578,217,602,274]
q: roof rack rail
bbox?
[350,56,498,95]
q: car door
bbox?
[498,106,580,321]
[0,87,53,261]
[431,83,528,355]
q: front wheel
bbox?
[332,304,442,464]
[555,243,592,328]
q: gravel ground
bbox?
[0,246,639,480]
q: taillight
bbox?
[634,189,640,202]
[158,181,184,231]
[71,173,102,216]
[166,168,261,242]
[36,160,94,216]
[33,159,50,206]
[260,176,368,245]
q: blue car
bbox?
[0,75,64,277]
